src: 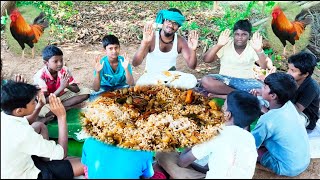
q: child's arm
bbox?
[122,53,134,86]
[26,91,46,124]
[92,56,104,91]
[132,23,153,67]
[54,72,72,96]
[203,29,230,63]
[66,83,80,93]
[48,93,68,158]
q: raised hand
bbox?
[188,30,199,51]
[48,93,66,119]
[142,23,154,44]
[14,74,27,83]
[250,31,263,52]
[94,56,104,72]
[36,91,46,109]
[60,72,70,89]
[121,53,130,69]
[217,29,231,46]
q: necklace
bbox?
[159,30,174,44]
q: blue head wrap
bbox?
[155,10,185,26]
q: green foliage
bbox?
[16,1,77,43]
[168,1,212,11]
[1,10,9,34]
[210,2,258,36]
[17,1,56,24]
[181,21,199,31]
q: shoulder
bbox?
[34,66,48,78]
[118,56,124,61]
[220,40,234,50]
[36,66,47,74]
[222,126,246,137]
[307,78,320,91]
[177,34,187,44]
[102,56,109,61]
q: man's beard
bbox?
[163,29,174,37]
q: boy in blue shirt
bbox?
[81,137,154,179]
[251,72,310,177]
[91,34,134,100]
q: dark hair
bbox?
[233,19,252,35]
[102,34,120,49]
[227,90,261,128]
[264,72,297,105]
[1,81,40,115]
[42,45,63,61]
[288,51,318,77]
[168,8,183,16]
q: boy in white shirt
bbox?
[155,90,261,178]
[1,81,84,179]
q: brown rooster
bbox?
[271,6,312,55]
[10,9,48,58]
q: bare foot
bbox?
[37,115,55,124]
[72,101,87,109]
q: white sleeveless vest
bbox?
[145,31,178,73]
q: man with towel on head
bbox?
[132,8,199,73]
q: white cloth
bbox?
[1,112,64,179]
[136,71,197,89]
[308,121,320,158]
[145,31,178,73]
[192,126,257,179]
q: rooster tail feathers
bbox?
[31,12,48,43]
[33,12,49,29]
[295,9,312,26]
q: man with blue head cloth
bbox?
[132,8,199,73]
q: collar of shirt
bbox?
[42,66,67,81]
[1,112,29,125]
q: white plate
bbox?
[136,71,197,89]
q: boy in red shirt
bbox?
[33,45,90,123]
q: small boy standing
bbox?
[91,34,134,99]
[155,90,261,179]
[287,51,320,130]
[1,81,84,178]
[33,45,90,123]
[251,72,310,177]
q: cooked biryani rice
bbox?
[80,85,225,151]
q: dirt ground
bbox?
[1,41,319,179]
[0,41,222,87]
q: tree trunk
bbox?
[1,1,16,17]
